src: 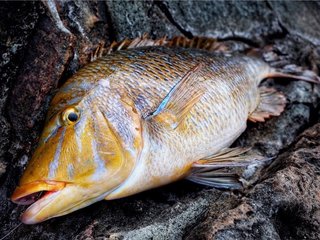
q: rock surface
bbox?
[0,1,320,239]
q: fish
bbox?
[11,36,319,224]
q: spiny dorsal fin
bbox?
[146,63,205,129]
[167,36,227,52]
[106,34,169,54]
[92,34,226,58]
[249,87,286,123]
[89,34,169,60]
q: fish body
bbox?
[12,45,275,223]
[88,47,270,199]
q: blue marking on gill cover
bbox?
[48,128,66,179]
[74,113,88,153]
[67,164,74,180]
[44,126,59,143]
[91,139,107,181]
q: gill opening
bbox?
[99,108,127,178]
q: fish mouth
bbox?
[11,180,66,224]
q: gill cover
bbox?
[11,86,143,224]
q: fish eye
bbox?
[61,107,80,125]
[68,112,78,122]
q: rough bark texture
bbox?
[1,1,320,239]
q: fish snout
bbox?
[11,180,108,224]
[11,180,66,205]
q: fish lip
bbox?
[11,180,68,224]
[11,180,66,205]
[12,180,109,224]
[20,190,61,224]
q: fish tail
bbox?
[244,46,320,84]
[265,68,320,84]
[245,47,320,84]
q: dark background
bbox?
[1,1,320,239]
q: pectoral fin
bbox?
[146,64,205,129]
[249,87,286,123]
[187,147,270,189]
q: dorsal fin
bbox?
[90,34,225,60]
[105,34,169,54]
[166,36,226,52]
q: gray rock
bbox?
[270,1,320,45]
[160,1,282,44]
[1,1,320,240]
[105,1,179,40]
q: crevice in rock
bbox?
[302,102,319,127]
[217,36,260,48]
[277,21,289,37]
[103,1,117,42]
[275,102,319,154]
[264,0,289,37]
[56,49,76,88]
[273,102,314,149]
[265,0,273,11]
[154,1,193,39]
[273,205,317,240]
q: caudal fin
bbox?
[245,47,320,84]
[265,68,320,84]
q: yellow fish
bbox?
[11,36,318,224]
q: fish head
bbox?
[11,87,143,224]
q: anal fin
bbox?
[187,147,270,189]
[249,87,286,123]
